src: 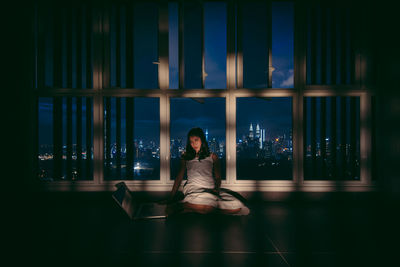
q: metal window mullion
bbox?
[102,3,110,89]
[66,97,73,180]
[92,3,104,185]
[104,97,111,179]
[292,93,301,184]
[76,97,83,179]
[321,5,327,84]
[158,2,169,90]
[116,97,122,177]
[37,3,45,89]
[126,97,134,179]
[340,8,346,84]
[321,97,327,178]
[86,3,93,89]
[227,0,236,90]
[116,6,121,87]
[126,2,134,88]
[53,6,63,88]
[227,94,237,184]
[179,2,184,89]
[66,7,73,89]
[310,6,317,85]
[53,97,63,180]
[340,96,347,179]
[34,3,38,89]
[353,7,361,88]
[294,0,307,185]
[76,6,83,89]
[160,95,169,183]
[226,1,236,184]
[310,97,317,178]
[201,4,205,89]
[331,96,337,179]
[33,97,39,180]
[93,94,104,184]
[360,93,371,184]
[86,97,93,179]
[236,1,243,89]
[349,96,356,179]
[346,8,354,85]
[267,1,272,88]
[330,7,337,85]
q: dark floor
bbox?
[17,192,399,266]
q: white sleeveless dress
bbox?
[182,155,250,215]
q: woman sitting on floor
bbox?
[166,127,250,216]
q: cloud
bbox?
[280,69,294,87]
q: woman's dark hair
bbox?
[182,127,210,161]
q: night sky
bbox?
[39,2,294,146]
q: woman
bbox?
[166,127,250,216]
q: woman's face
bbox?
[189,136,202,153]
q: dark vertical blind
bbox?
[306,4,355,85]
[35,3,93,89]
[305,96,360,180]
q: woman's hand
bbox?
[210,187,220,195]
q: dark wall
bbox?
[374,4,400,196]
[5,2,34,190]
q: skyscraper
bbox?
[249,123,254,140]
[260,128,266,149]
[256,123,260,139]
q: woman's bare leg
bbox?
[182,202,216,214]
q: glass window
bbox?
[204,2,227,89]
[35,5,93,89]
[183,2,203,88]
[241,2,269,88]
[170,98,226,180]
[38,97,93,181]
[304,97,360,180]
[306,6,355,85]
[236,97,293,180]
[272,1,294,88]
[104,97,160,180]
[133,3,159,88]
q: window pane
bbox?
[35,4,93,89]
[170,98,226,180]
[241,2,269,88]
[133,3,159,88]
[304,97,360,180]
[104,97,160,180]
[306,5,355,85]
[272,1,294,88]
[38,97,93,181]
[183,2,203,88]
[204,2,227,89]
[237,98,293,180]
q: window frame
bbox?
[32,0,375,192]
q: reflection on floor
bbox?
[21,192,398,267]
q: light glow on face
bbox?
[189,136,202,153]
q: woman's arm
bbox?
[211,153,221,192]
[169,158,186,200]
